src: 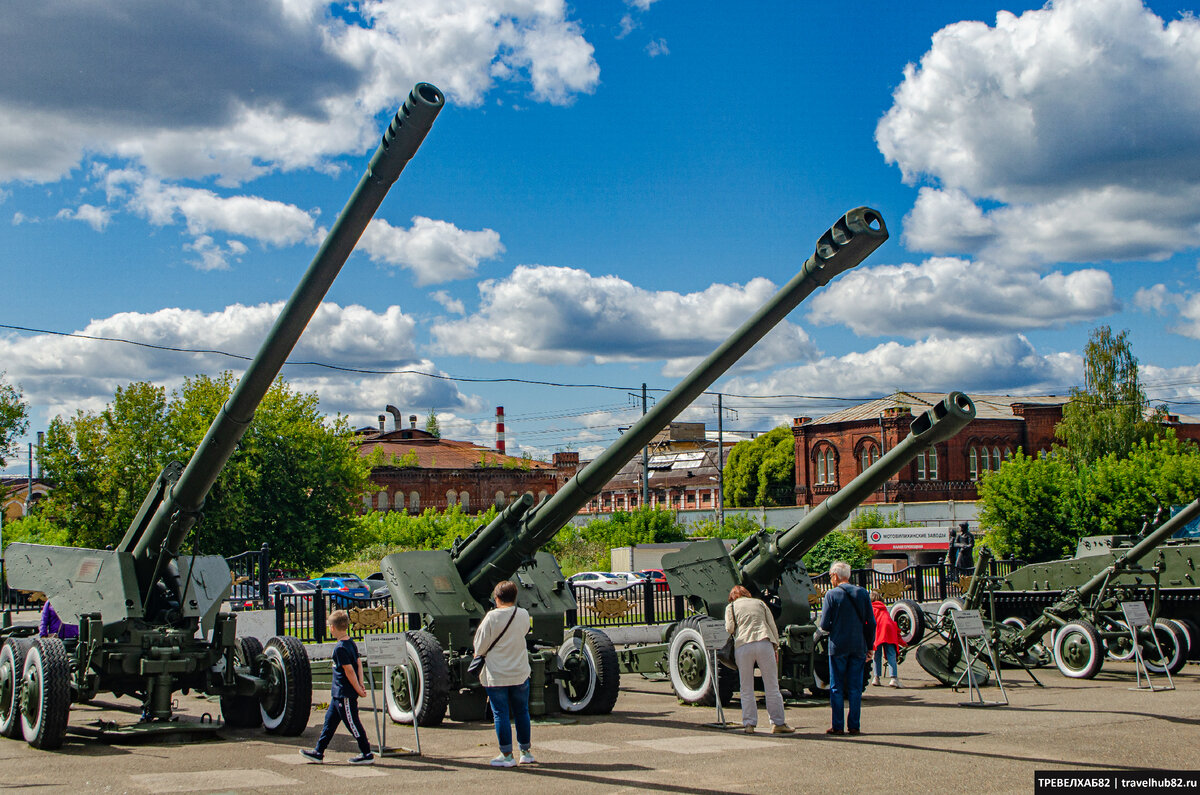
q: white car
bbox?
[611,571,647,586]
[567,571,627,591]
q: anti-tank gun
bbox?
[0,84,445,748]
[908,497,1200,686]
[378,207,890,726]
[619,392,976,705]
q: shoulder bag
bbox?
[467,607,518,681]
[717,604,738,670]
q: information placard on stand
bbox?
[950,609,1008,707]
[362,633,421,756]
[698,623,735,730]
[1120,601,1174,692]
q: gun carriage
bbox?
[377,208,890,726]
[0,83,445,748]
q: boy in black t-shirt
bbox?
[300,609,374,765]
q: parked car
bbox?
[310,576,372,604]
[567,571,626,591]
[321,571,367,586]
[635,569,669,592]
[226,583,260,611]
[268,580,316,612]
[365,572,390,598]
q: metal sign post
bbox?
[1121,601,1175,692]
[951,610,1008,707]
[362,633,421,756]
[699,622,733,729]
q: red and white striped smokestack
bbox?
[495,406,506,455]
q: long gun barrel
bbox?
[735,391,976,586]
[120,84,445,592]
[450,207,889,603]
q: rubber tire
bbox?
[1174,617,1200,661]
[221,636,264,729]
[259,636,312,735]
[889,599,926,646]
[667,616,735,707]
[1141,620,1187,675]
[1104,619,1137,662]
[383,631,450,727]
[937,597,965,620]
[20,637,71,750]
[556,628,620,715]
[1000,616,1027,631]
[1052,620,1104,679]
[1165,619,1194,661]
[0,637,32,739]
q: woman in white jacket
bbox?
[472,580,534,767]
[725,585,793,734]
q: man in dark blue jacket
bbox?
[818,560,875,735]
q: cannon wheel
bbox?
[0,637,33,739]
[667,617,735,707]
[1000,616,1026,630]
[889,599,926,645]
[259,636,312,735]
[20,637,71,749]
[221,636,264,728]
[1165,619,1195,661]
[1140,620,1186,675]
[384,631,449,727]
[1104,619,1137,662]
[557,628,620,714]
[1174,617,1200,661]
[1052,620,1104,679]
[937,597,965,620]
[915,641,991,687]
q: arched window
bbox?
[446,489,457,506]
[916,453,926,480]
[815,446,837,486]
[362,493,373,511]
[817,452,826,485]
[859,442,880,473]
[969,447,978,480]
[495,490,506,507]
[459,491,469,511]
[992,446,1002,471]
[395,492,405,510]
[377,491,389,511]
[409,491,420,510]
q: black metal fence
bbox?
[808,559,1026,604]
[273,589,417,644]
[567,581,686,628]
[225,544,270,610]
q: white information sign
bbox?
[699,622,729,651]
[950,609,986,638]
[362,633,410,666]
[1121,601,1152,629]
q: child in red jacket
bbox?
[870,591,904,688]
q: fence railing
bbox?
[273,589,418,644]
[226,544,270,610]
[808,559,1026,604]
[567,581,686,628]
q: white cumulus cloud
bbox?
[361,216,504,285]
[877,0,1200,265]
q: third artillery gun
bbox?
[377,207,890,726]
[612,392,976,704]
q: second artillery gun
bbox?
[610,392,976,705]
[377,207,890,726]
[0,84,445,748]
[904,496,1200,686]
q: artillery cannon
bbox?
[908,496,1200,685]
[612,392,976,704]
[377,207,890,725]
[0,83,445,748]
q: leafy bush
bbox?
[0,513,69,551]
[802,529,872,574]
[849,508,918,530]
[546,507,689,575]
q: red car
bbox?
[636,569,670,592]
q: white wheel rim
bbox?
[0,644,17,731]
[1105,620,1136,662]
[1053,623,1098,677]
[259,645,287,730]
[1142,623,1180,673]
[384,638,424,724]
[668,628,711,702]
[557,635,598,712]
[890,604,919,644]
[20,646,45,739]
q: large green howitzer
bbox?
[613,392,975,705]
[0,84,445,748]
[910,496,1200,686]
[377,208,889,726]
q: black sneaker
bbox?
[299,749,324,763]
[349,752,375,765]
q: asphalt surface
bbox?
[1,656,1198,794]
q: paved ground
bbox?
[2,657,1198,794]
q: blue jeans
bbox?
[829,653,865,732]
[485,679,531,754]
[873,643,898,678]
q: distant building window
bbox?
[969,447,978,480]
[395,492,405,510]
[363,493,373,511]
[496,490,506,507]
[446,489,457,506]
[916,448,939,481]
[992,446,1002,471]
[815,446,837,486]
[929,447,938,480]
[459,491,469,511]
[409,491,420,510]
[859,443,880,473]
[916,454,925,480]
[377,491,389,512]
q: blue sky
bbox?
[4,0,1200,474]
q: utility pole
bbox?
[641,383,649,508]
[717,393,725,529]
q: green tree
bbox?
[546,507,689,574]
[40,374,371,570]
[424,408,441,438]
[1056,326,1165,466]
[723,426,795,507]
[848,507,919,530]
[0,372,29,468]
[802,529,872,573]
[977,451,1081,562]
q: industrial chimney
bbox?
[496,406,506,455]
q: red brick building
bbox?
[356,412,578,515]
[793,392,1200,507]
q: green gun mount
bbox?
[378,207,889,726]
[616,392,975,705]
[911,496,1200,686]
[0,84,445,748]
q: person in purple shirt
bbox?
[38,600,79,640]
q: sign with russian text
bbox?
[362,633,410,666]
[867,526,952,551]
